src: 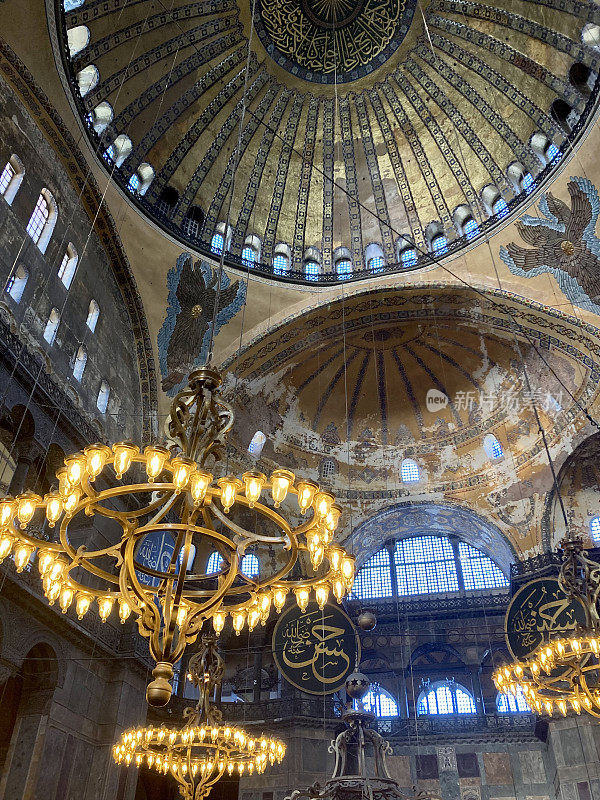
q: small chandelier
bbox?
[114,637,286,799]
[0,367,355,705]
[493,535,600,717]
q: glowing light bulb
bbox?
[248,607,261,631]
[143,445,169,482]
[76,593,92,619]
[314,491,334,519]
[44,493,63,527]
[273,588,287,613]
[112,442,139,479]
[229,611,244,635]
[294,587,310,612]
[190,470,212,505]
[333,578,345,602]
[14,543,33,572]
[98,597,114,622]
[328,546,343,572]
[63,488,81,516]
[0,532,13,563]
[37,550,55,577]
[341,555,355,587]
[65,455,85,487]
[59,585,74,612]
[176,602,189,627]
[310,544,325,570]
[315,584,329,609]
[324,504,341,532]
[16,492,40,528]
[48,558,65,582]
[0,497,15,528]
[47,581,61,604]
[119,599,132,623]
[243,471,266,508]
[84,444,112,480]
[259,592,271,622]
[212,611,226,634]
[270,469,294,507]
[171,457,194,492]
[217,476,243,513]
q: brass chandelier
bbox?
[0,367,355,705]
[494,534,600,717]
[114,636,286,799]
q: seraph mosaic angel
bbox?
[158,254,246,394]
[500,177,600,314]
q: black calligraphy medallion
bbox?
[272,602,360,694]
[506,577,588,661]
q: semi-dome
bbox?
[57,0,600,282]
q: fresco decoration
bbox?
[500,178,600,315]
[158,254,246,395]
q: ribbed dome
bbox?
[58,0,600,281]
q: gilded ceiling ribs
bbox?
[321,97,335,272]
[291,96,319,270]
[339,97,364,268]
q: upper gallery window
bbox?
[26,189,58,253]
[5,265,28,303]
[58,243,78,289]
[0,155,24,205]
[418,681,476,715]
[86,299,100,332]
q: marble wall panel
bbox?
[483,753,513,785]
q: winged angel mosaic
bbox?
[500,177,600,313]
[158,254,246,395]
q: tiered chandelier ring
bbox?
[0,368,355,705]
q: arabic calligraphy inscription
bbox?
[272,602,360,694]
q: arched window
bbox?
[368,256,384,273]
[395,537,458,595]
[156,186,179,217]
[5,265,28,303]
[0,154,24,205]
[26,189,58,253]
[400,458,420,483]
[521,173,534,193]
[569,63,594,96]
[590,516,600,543]
[431,234,448,255]
[88,101,113,134]
[64,0,84,8]
[493,197,509,218]
[304,261,319,280]
[401,248,417,268]
[211,232,224,255]
[96,380,110,413]
[177,544,196,572]
[365,243,385,274]
[248,431,266,457]
[86,299,100,332]
[483,433,503,460]
[362,686,398,717]
[497,687,530,713]
[418,681,476,715]
[77,64,99,96]
[43,308,61,345]
[182,205,204,238]
[464,218,479,239]
[351,548,392,599]
[58,243,78,289]
[550,99,578,134]
[73,345,87,381]
[67,25,90,56]
[104,134,132,168]
[336,259,352,280]
[128,163,155,197]
[458,541,509,590]
[319,458,337,481]
[242,235,261,267]
[453,205,479,240]
[273,253,288,274]
[582,22,600,49]
[241,553,259,578]
[207,551,224,574]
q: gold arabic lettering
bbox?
[281,613,352,685]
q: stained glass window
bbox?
[207,552,223,574]
[273,254,288,274]
[418,682,476,715]
[351,548,392,600]
[400,458,420,482]
[368,256,384,273]
[211,233,224,255]
[546,143,561,163]
[361,686,398,717]
[242,246,256,266]
[591,516,600,543]
[305,261,319,280]
[241,553,259,577]
[336,259,352,279]
[497,688,530,713]
[464,218,479,239]
[458,542,509,591]
[395,537,459,595]
[401,248,417,267]
[493,197,509,218]
[431,235,448,255]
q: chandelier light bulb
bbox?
[63,488,81,516]
[16,492,40,527]
[273,588,287,612]
[98,596,114,622]
[48,558,65,582]
[47,580,61,604]
[176,601,189,627]
[242,471,266,508]
[45,493,63,527]
[296,480,318,514]
[76,593,92,619]
[37,549,55,577]
[113,443,139,479]
[217,476,243,513]
[65,455,85,487]
[232,611,245,635]
[294,587,310,611]
[314,491,334,519]
[190,470,212,505]
[248,606,261,630]
[259,592,271,622]
[212,611,226,634]
[270,470,294,508]
[341,555,356,587]
[13,543,33,572]
[59,584,74,612]
[328,545,343,572]
[0,497,15,527]
[84,444,112,480]
[56,468,70,499]
[324,504,342,532]
[310,544,325,570]
[315,584,329,609]
[144,445,169,482]
[0,534,13,562]
[333,578,345,602]
[171,457,195,492]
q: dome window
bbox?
[104,134,132,168]
[5,265,28,303]
[425,222,447,255]
[453,205,479,239]
[43,308,61,345]
[64,0,84,9]
[241,553,259,578]
[361,686,399,718]
[242,235,261,266]
[590,516,600,543]
[569,62,595,96]
[319,458,337,481]
[58,243,78,289]
[582,23,600,49]
[26,189,58,253]
[273,243,291,275]
[365,242,384,273]
[207,551,223,574]
[87,102,113,135]
[128,164,155,197]
[333,247,352,280]
[248,431,266,457]
[483,433,503,460]
[304,261,319,280]
[96,380,110,413]
[182,205,204,239]
[86,299,100,332]
[77,65,99,96]
[530,132,561,166]
[73,345,87,382]
[155,186,179,218]
[401,458,420,483]
[0,154,24,205]
[550,99,579,134]
[67,25,90,57]
[493,197,509,218]
[211,232,224,255]
[431,234,448,255]
[401,248,417,267]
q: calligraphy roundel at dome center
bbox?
[255,0,416,82]
[273,602,360,694]
[505,578,588,661]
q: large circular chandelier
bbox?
[493,535,600,717]
[0,367,355,705]
[114,637,286,799]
